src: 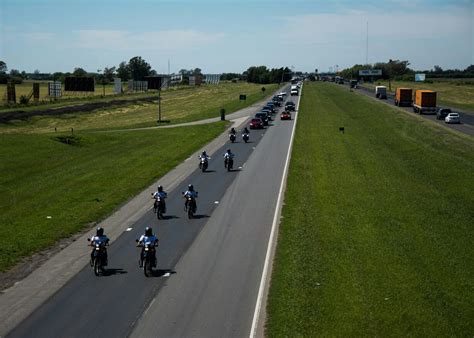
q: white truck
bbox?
[290,85,299,96]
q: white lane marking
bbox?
[249,84,302,338]
[163,272,171,277]
[214,201,219,204]
[185,156,193,162]
[126,228,133,232]
[238,166,242,169]
[252,147,256,150]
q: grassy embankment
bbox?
[0,82,278,272]
[362,79,474,111]
[266,82,473,336]
[1,82,278,133]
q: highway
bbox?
[353,84,474,137]
[6,87,298,337]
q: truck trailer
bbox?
[375,86,387,99]
[394,88,412,107]
[413,90,437,114]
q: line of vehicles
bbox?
[249,91,296,129]
[87,90,298,278]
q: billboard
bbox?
[359,69,382,76]
[145,77,163,90]
[48,81,62,98]
[204,74,221,85]
[64,77,95,92]
[127,80,148,92]
[113,78,122,94]
[415,74,426,82]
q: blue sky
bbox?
[1,0,472,74]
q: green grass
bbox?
[0,82,278,133]
[362,79,474,111]
[266,82,474,336]
[0,123,227,271]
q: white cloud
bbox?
[72,29,225,51]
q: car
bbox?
[280,111,291,120]
[249,118,264,129]
[445,112,460,124]
[285,101,296,111]
[261,109,272,121]
[263,105,277,114]
[278,91,287,98]
[437,108,452,120]
[255,112,269,125]
[290,89,299,96]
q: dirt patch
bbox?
[0,96,156,123]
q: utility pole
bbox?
[366,21,369,65]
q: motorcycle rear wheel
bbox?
[144,260,152,277]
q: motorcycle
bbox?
[184,196,197,218]
[229,133,236,143]
[224,157,234,171]
[153,196,165,220]
[199,157,209,172]
[242,133,249,143]
[88,238,108,276]
[136,239,157,277]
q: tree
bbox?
[0,60,7,74]
[193,68,202,75]
[103,66,116,82]
[72,67,88,77]
[116,61,130,81]
[128,56,151,80]
[9,69,20,77]
[433,65,443,73]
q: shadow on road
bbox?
[161,215,180,220]
[103,268,128,276]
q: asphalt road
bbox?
[352,84,474,137]
[7,87,297,338]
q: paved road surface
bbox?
[6,87,298,338]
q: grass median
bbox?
[266,82,473,336]
[0,122,227,272]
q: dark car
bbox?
[436,108,452,120]
[260,109,272,121]
[255,112,269,125]
[285,101,296,111]
[249,118,264,129]
[263,105,277,114]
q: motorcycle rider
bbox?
[89,227,109,266]
[137,226,159,268]
[229,127,237,142]
[151,185,167,213]
[183,184,198,211]
[242,126,250,135]
[223,148,235,168]
[199,151,210,169]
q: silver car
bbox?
[445,112,460,124]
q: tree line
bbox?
[339,60,474,81]
[1,58,295,86]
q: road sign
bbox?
[359,69,382,76]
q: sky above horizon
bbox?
[1,0,473,74]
